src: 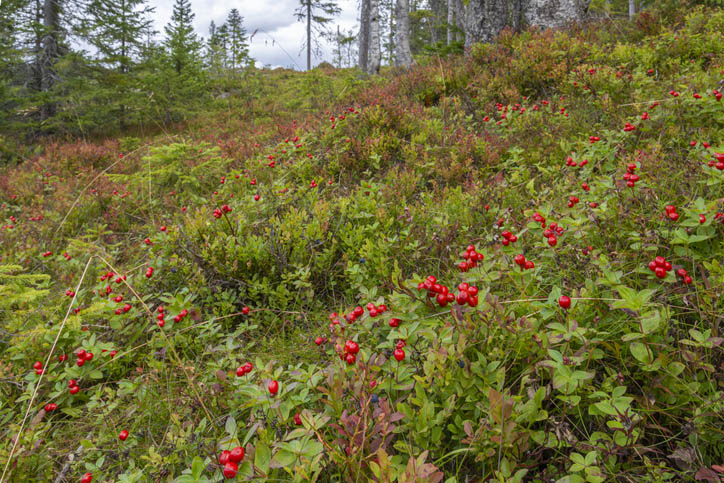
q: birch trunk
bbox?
[455,0,464,42]
[395,0,413,66]
[628,0,636,20]
[367,0,381,74]
[358,0,370,71]
[446,0,454,45]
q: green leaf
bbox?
[629,342,653,364]
[273,449,297,467]
[255,442,271,473]
[640,310,660,334]
[225,415,237,436]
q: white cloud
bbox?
[149,0,360,69]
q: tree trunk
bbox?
[455,0,464,42]
[628,0,636,20]
[41,0,59,121]
[465,0,591,48]
[306,0,312,70]
[358,0,370,71]
[367,0,381,74]
[464,0,509,47]
[522,0,590,29]
[395,0,413,66]
[446,0,454,45]
[388,3,394,63]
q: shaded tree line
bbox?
[0,0,251,140]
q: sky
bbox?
[148,0,359,69]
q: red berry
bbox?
[219,450,231,465]
[222,461,238,479]
[294,413,302,425]
[654,267,666,278]
[229,446,245,463]
[393,348,405,361]
[558,296,571,309]
[344,340,359,354]
[345,353,356,365]
[81,473,93,483]
[119,430,129,441]
[70,385,80,395]
[268,380,279,395]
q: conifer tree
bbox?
[225,9,249,70]
[295,0,341,70]
[83,0,155,128]
[164,0,201,75]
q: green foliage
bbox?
[1,4,724,482]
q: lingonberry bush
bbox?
[1,4,724,482]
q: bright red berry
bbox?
[268,380,279,395]
[558,296,571,309]
[229,446,245,463]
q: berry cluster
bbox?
[543,222,564,247]
[69,378,79,394]
[417,275,454,307]
[513,254,535,270]
[676,268,693,285]
[500,230,518,246]
[664,205,679,221]
[565,156,589,168]
[173,309,189,323]
[567,195,580,208]
[454,283,479,307]
[213,204,232,218]
[145,266,154,278]
[648,256,672,279]
[330,302,388,326]
[219,446,245,479]
[458,244,484,272]
[623,122,636,132]
[707,152,724,170]
[340,340,360,364]
[623,163,640,188]
[75,348,93,367]
[235,361,253,377]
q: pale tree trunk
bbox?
[628,0,636,20]
[388,5,394,63]
[394,0,413,66]
[465,0,590,48]
[446,0,454,45]
[367,0,381,74]
[455,0,464,42]
[358,0,370,70]
[41,0,60,121]
[306,0,312,70]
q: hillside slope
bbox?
[1,6,724,482]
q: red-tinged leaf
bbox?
[694,467,722,482]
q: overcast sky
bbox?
[148,0,359,69]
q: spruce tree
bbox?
[295,0,341,70]
[225,9,249,71]
[164,0,201,75]
[83,0,155,129]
